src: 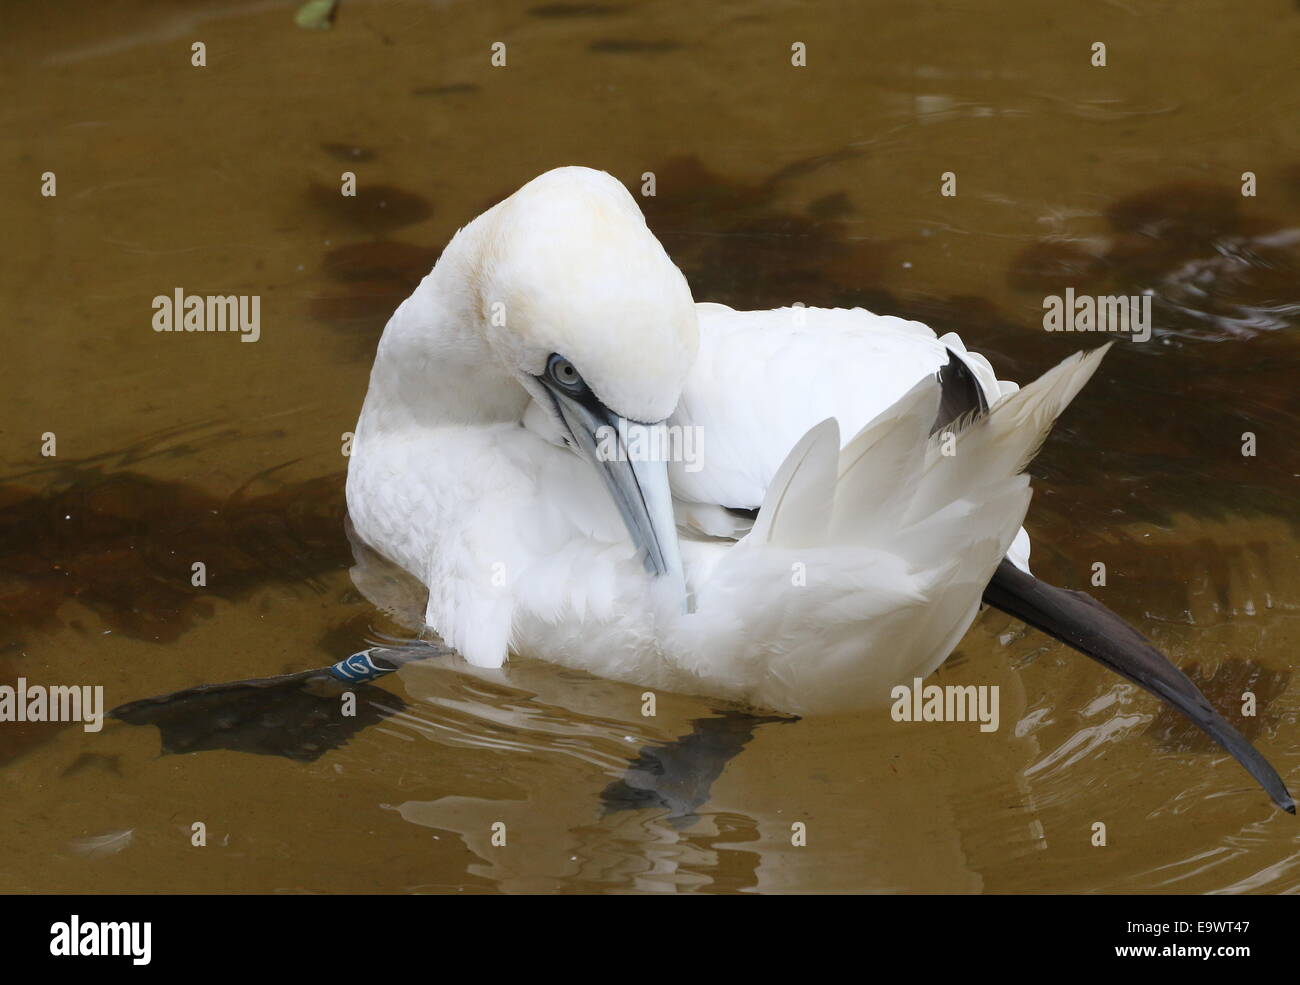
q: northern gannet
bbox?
[345,166,1292,811]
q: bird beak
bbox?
[542,385,685,586]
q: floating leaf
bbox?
[295,0,338,31]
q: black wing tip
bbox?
[1261,778,1294,814]
[983,560,1294,814]
[932,348,990,436]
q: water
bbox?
[2,0,1298,893]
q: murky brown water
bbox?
[2,0,1299,893]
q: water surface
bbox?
[2,0,1299,893]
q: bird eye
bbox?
[546,353,586,394]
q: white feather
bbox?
[346,167,1109,713]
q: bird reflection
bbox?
[601,710,795,827]
[112,654,791,825]
[110,660,407,762]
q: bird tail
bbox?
[741,342,1294,809]
[728,346,1109,711]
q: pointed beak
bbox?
[542,383,684,586]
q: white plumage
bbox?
[345,166,1105,715]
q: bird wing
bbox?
[668,302,1015,526]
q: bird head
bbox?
[471,167,698,585]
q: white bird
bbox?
[347,166,1291,811]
